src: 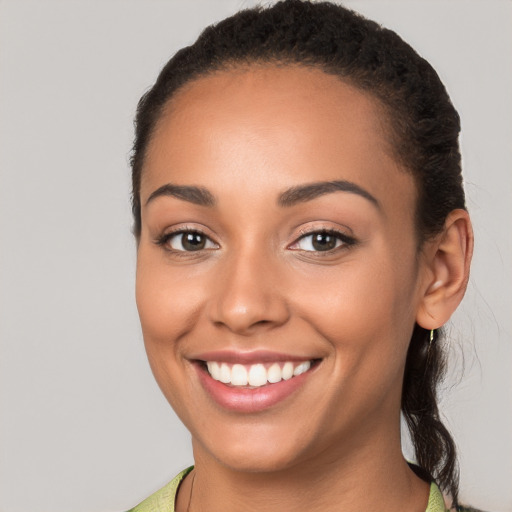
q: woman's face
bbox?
[136,65,430,472]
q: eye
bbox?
[159,230,218,252]
[290,230,355,252]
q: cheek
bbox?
[136,251,204,345]
[293,250,418,366]
[135,251,208,405]
[294,261,418,425]
[135,251,203,415]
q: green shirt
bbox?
[127,466,451,512]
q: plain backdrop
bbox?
[0,1,511,511]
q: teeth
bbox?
[248,364,267,387]
[267,363,282,384]
[219,363,231,383]
[282,362,294,380]
[231,364,248,386]
[293,361,311,376]
[205,360,313,387]
[206,361,220,380]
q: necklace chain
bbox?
[186,470,196,512]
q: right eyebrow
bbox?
[145,183,216,207]
[278,180,380,209]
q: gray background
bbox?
[0,1,510,511]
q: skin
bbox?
[136,65,473,512]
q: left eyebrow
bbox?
[145,183,216,207]
[278,180,380,209]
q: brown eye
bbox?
[181,232,206,251]
[289,229,356,253]
[311,232,338,251]
[294,231,341,252]
[164,231,218,252]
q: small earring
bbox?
[425,329,436,373]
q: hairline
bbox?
[135,59,424,243]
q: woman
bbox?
[128,1,476,510]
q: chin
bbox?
[210,445,304,474]
[192,419,315,474]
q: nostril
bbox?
[208,284,290,334]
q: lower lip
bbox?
[195,363,316,413]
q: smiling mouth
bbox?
[200,359,320,388]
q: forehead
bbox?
[142,64,415,215]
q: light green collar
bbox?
[428,481,449,512]
[126,466,193,512]
[128,466,447,512]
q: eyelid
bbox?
[153,223,356,255]
[288,226,357,252]
[154,225,220,252]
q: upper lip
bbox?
[189,350,319,364]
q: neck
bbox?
[182,431,429,512]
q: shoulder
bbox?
[408,464,487,512]
[126,466,194,512]
[427,483,488,512]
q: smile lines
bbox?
[205,360,313,387]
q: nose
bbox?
[207,248,290,335]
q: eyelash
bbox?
[154,227,357,255]
[154,227,218,255]
[289,228,357,255]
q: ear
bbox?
[416,209,474,330]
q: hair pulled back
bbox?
[131,1,466,508]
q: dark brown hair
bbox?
[131,1,465,507]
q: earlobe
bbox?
[416,209,474,330]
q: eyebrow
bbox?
[145,179,379,210]
[146,183,216,207]
[278,180,380,209]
